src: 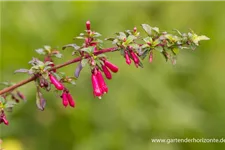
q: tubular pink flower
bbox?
[49,74,64,90]
[66,93,75,108]
[130,51,139,64]
[2,116,9,125]
[104,60,119,73]
[133,27,137,33]
[96,70,108,94]
[102,64,112,80]
[125,51,131,65]
[149,51,153,63]
[92,73,102,97]
[61,92,69,107]
[86,20,91,30]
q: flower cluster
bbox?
[0,110,8,125]
[91,59,119,99]
[0,20,209,126]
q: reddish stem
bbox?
[0,47,118,95]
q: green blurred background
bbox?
[0,1,225,150]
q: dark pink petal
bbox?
[104,60,119,73]
[125,51,131,65]
[67,93,75,108]
[102,65,112,80]
[49,74,64,90]
[61,92,69,107]
[86,20,91,30]
[92,73,102,97]
[96,70,108,94]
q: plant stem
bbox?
[0,47,118,95]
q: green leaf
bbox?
[143,37,153,43]
[75,62,83,78]
[193,35,210,45]
[152,39,161,46]
[62,44,80,51]
[154,46,163,52]
[92,32,101,38]
[54,53,62,58]
[42,72,49,79]
[139,50,149,60]
[172,47,179,55]
[112,39,119,45]
[117,32,126,40]
[35,48,46,55]
[141,44,150,49]
[75,36,85,40]
[124,35,136,45]
[36,90,46,111]
[141,24,152,35]
[81,59,89,67]
[14,69,29,74]
[81,46,95,54]
[152,27,159,33]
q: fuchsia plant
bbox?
[0,21,209,126]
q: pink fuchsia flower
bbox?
[86,20,91,30]
[96,70,108,94]
[91,72,102,98]
[102,64,112,80]
[104,60,119,73]
[61,92,69,107]
[149,51,153,63]
[133,27,137,33]
[130,50,139,64]
[49,73,64,90]
[0,112,9,126]
[66,93,75,108]
[125,51,131,65]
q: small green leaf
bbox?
[141,24,152,35]
[125,35,136,45]
[75,36,85,40]
[35,48,46,55]
[54,53,62,58]
[14,69,29,74]
[112,39,119,45]
[143,37,153,43]
[154,46,163,52]
[152,39,161,46]
[117,32,126,40]
[81,59,89,67]
[152,27,159,33]
[62,44,80,51]
[92,32,101,38]
[81,46,95,54]
[172,47,179,55]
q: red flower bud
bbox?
[17,91,26,101]
[125,51,131,65]
[61,92,69,107]
[149,51,153,63]
[130,51,139,64]
[44,56,56,72]
[49,74,64,90]
[2,116,9,125]
[96,70,108,94]
[66,93,75,108]
[104,60,119,73]
[86,20,91,30]
[92,73,102,97]
[133,27,137,33]
[102,65,112,80]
